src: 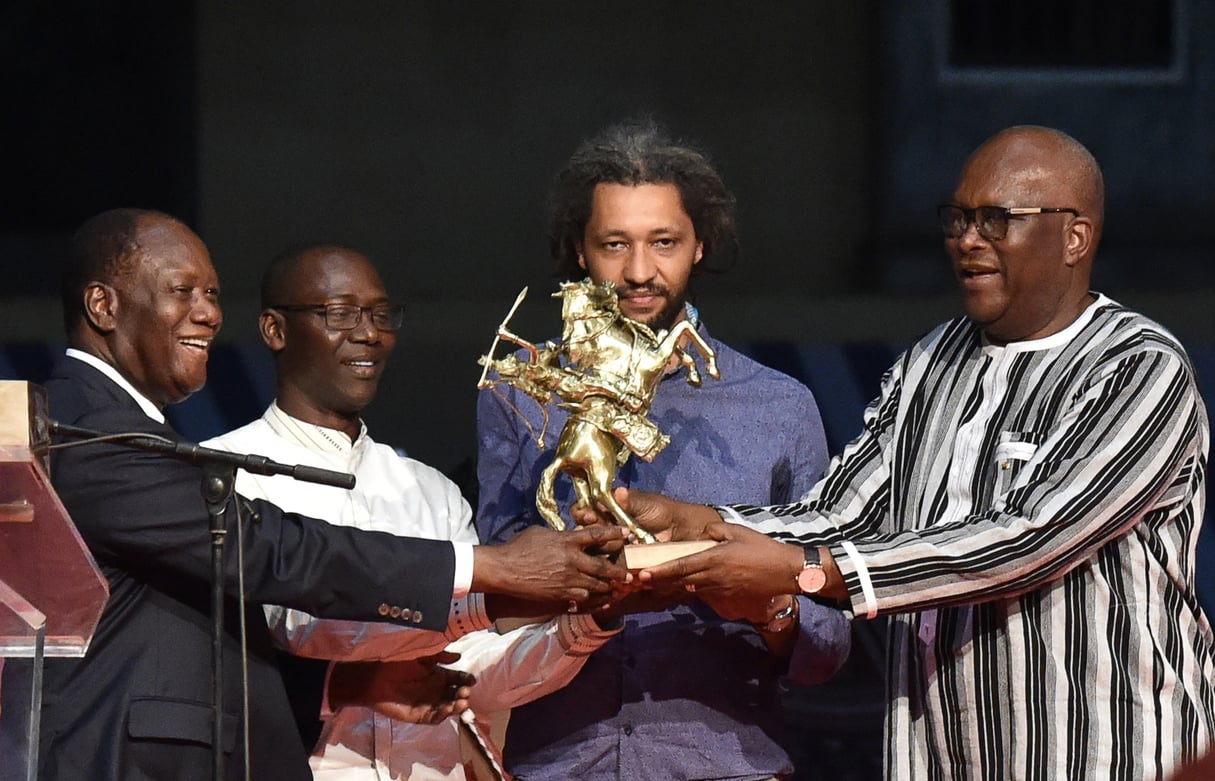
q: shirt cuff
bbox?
[787,596,851,685]
[556,612,622,655]
[451,540,474,599]
[447,592,494,640]
[834,540,877,619]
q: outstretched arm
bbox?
[471,524,627,606]
[443,613,621,713]
[328,652,475,725]
[639,346,1207,623]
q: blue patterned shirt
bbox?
[476,325,850,780]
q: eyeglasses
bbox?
[937,204,1080,242]
[270,303,405,331]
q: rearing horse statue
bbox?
[477,279,719,544]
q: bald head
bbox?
[963,126,1105,250]
[258,244,395,437]
[947,126,1104,344]
[261,243,361,309]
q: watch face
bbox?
[797,566,827,595]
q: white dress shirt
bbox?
[205,403,617,780]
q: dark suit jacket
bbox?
[0,358,457,780]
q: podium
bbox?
[0,381,109,781]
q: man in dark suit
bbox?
[0,208,626,781]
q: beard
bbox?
[618,284,685,333]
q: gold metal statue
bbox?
[477,279,719,544]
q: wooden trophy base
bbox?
[620,539,717,570]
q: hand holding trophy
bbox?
[477,278,719,561]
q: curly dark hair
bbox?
[549,119,738,279]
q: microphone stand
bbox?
[48,421,355,781]
[201,460,233,781]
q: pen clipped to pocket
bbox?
[993,432,1040,502]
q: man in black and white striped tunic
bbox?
[617,126,1215,780]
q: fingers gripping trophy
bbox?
[477,279,719,547]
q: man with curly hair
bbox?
[476,121,851,780]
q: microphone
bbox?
[48,420,356,490]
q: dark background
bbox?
[2,2,1213,778]
[2,1,1211,472]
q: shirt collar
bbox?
[65,348,165,424]
[683,301,701,330]
[263,400,367,457]
[980,293,1109,354]
[661,302,710,379]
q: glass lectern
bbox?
[0,381,109,781]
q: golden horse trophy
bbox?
[477,279,719,546]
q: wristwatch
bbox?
[761,597,797,633]
[796,546,828,595]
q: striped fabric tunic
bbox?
[730,295,1215,780]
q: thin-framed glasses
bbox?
[937,204,1080,241]
[270,303,405,331]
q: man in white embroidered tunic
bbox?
[206,244,619,780]
[612,126,1215,780]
